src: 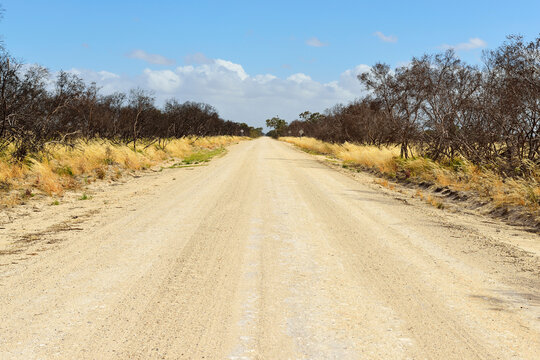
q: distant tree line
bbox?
[0,50,263,160]
[274,35,540,176]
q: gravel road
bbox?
[1,137,539,359]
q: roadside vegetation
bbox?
[274,35,540,224]
[281,137,540,214]
[0,52,262,161]
[0,136,244,206]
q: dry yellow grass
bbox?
[0,136,246,206]
[280,137,342,155]
[281,137,399,173]
[280,136,540,212]
[337,142,399,173]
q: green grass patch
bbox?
[182,148,225,164]
[79,193,91,200]
[55,165,74,176]
[168,147,226,168]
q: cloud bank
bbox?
[69,56,370,128]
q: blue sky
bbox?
[1,0,539,127]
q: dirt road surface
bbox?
[1,137,539,359]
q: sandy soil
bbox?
[0,137,539,359]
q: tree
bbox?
[127,88,155,151]
[265,116,287,138]
[298,111,323,124]
[481,35,540,173]
[359,63,423,158]
[250,127,263,138]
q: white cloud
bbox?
[338,65,371,91]
[374,31,397,43]
[143,69,181,93]
[69,58,370,128]
[66,68,135,94]
[69,68,120,81]
[306,37,328,47]
[253,74,277,84]
[214,59,249,80]
[441,37,487,51]
[96,70,120,80]
[287,73,312,83]
[126,49,176,66]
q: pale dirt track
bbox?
[0,137,539,359]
